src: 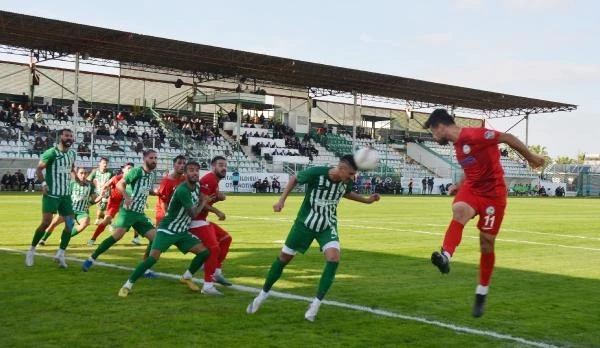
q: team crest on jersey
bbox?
[486,206,495,215]
[462,144,471,154]
[484,130,495,140]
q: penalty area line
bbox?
[0,247,556,348]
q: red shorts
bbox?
[105,200,121,218]
[454,189,506,235]
[189,221,229,248]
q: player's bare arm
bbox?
[116,177,131,208]
[206,205,226,220]
[186,193,214,217]
[343,191,380,204]
[273,175,298,212]
[498,133,545,168]
[36,161,47,194]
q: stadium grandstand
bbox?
[0,10,579,194]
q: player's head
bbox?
[211,156,227,179]
[172,155,186,175]
[76,166,87,182]
[184,161,201,184]
[142,149,157,170]
[99,157,109,171]
[338,155,358,181]
[424,109,455,146]
[58,128,73,148]
[122,162,134,175]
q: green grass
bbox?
[1,193,599,347]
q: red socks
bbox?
[442,220,465,256]
[91,223,107,241]
[479,252,495,286]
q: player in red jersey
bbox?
[155,155,186,226]
[87,162,134,246]
[424,109,544,318]
[187,156,232,295]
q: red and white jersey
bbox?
[156,174,186,219]
[106,174,124,203]
[191,171,219,227]
[453,127,506,196]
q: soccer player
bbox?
[424,109,544,318]
[118,161,212,297]
[246,155,380,321]
[188,156,232,295]
[82,149,159,271]
[38,167,101,245]
[88,157,112,225]
[25,128,77,268]
[87,162,134,246]
[156,155,186,227]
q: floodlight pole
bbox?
[73,52,80,126]
[352,90,358,150]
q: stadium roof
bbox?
[0,10,577,117]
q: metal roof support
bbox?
[352,91,358,151]
[74,51,80,120]
[525,112,530,147]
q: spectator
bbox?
[232,170,240,193]
[408,178,414,195]
[114,127,125,140]
[126,127,138,139]
[14,169,25,191]
[107,141,125,152]
[26,167,36,192]
[141,129,150,140]
[262,178,270,193]
[271,177,281,193]
[1,171,13,191]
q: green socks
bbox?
[316,261,339,300]
[31,229,46,247]
[92,236,117,259]
[187,249,210,274]
[129,256,158,283]
[263,257,287,292]
[58,229,72,250]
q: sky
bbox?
[1,0,598,158]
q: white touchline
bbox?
[230,215,600,252]
[1,247,557,348]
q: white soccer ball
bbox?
[353,147,380,170]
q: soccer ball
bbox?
[353,147,380,170]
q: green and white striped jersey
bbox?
[295,166,354,233]
[70,180,96,213]
[89,170,112,196]
[40,146,76,197]
[123,166,157,213]
[158,182,200,234]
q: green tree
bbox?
[577,152,586,164]
[555,156,574,164]
[528,144,552,176]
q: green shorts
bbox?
[42,195,74,216]
[152,230,202,254]
[74,210,90,221]
[284,220,340,254]
[113,208,155,236]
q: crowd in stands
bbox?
[1,169,26,191]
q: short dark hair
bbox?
[340,154,357,171]
[173,155,186,164]
[185,161,200,171]
[100,157,109,163]
[122,162,134,169]
[143,149,157,157]
[59,128,73,136]
[211,156,227,165]
[423,109,455,129]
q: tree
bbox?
[577,152,586,164]
[555,156,574,164]
[528,144,552,176]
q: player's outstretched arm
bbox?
[498,133,545,168]
[273,175,298,212]
[343,192,380,204]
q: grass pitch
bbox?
[1,193,598,347]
